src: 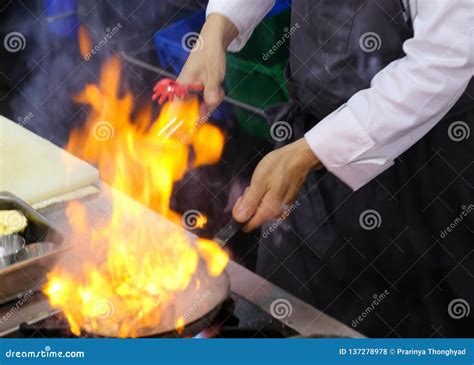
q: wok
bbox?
[79,220,240,338]
[80,259,230,338]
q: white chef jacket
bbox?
[206,0,474,190]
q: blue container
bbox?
[153,0,291,75]
[44,0,79,38]
[154,11,204,75]
[153,0,291,122]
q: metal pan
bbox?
[79,259,230,338]
[78,221,237,338]
[0,192,66,304]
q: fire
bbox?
[78,25,92,59]
[176,317,185,335]
[43,56,228,337]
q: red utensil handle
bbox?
[152,79,204,104]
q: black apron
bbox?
[257,0,474,337]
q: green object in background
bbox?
[224,10,291,140]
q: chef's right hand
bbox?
[177,14,238,113]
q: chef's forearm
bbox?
[201,14,239,51]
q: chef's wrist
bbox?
[202,14,239,50]
[294,138,322,171]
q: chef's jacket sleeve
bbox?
[304,0,474,191]
[206,0,276,52]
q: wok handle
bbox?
[213,219,244,248]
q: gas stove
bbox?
[0,186,363,339]
[7,293,297,338]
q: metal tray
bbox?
[0,192,66,304]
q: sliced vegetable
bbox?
[0,210,28,235]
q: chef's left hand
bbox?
[232,138,321,232]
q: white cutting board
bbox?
[0,115,99,205]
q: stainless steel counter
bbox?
[0,184,364,338]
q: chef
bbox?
[178,0,474,337]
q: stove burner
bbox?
[17,295,298,338]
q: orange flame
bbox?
[43,56,228,337]
[176,317,185,335]
[78,25,92,59]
